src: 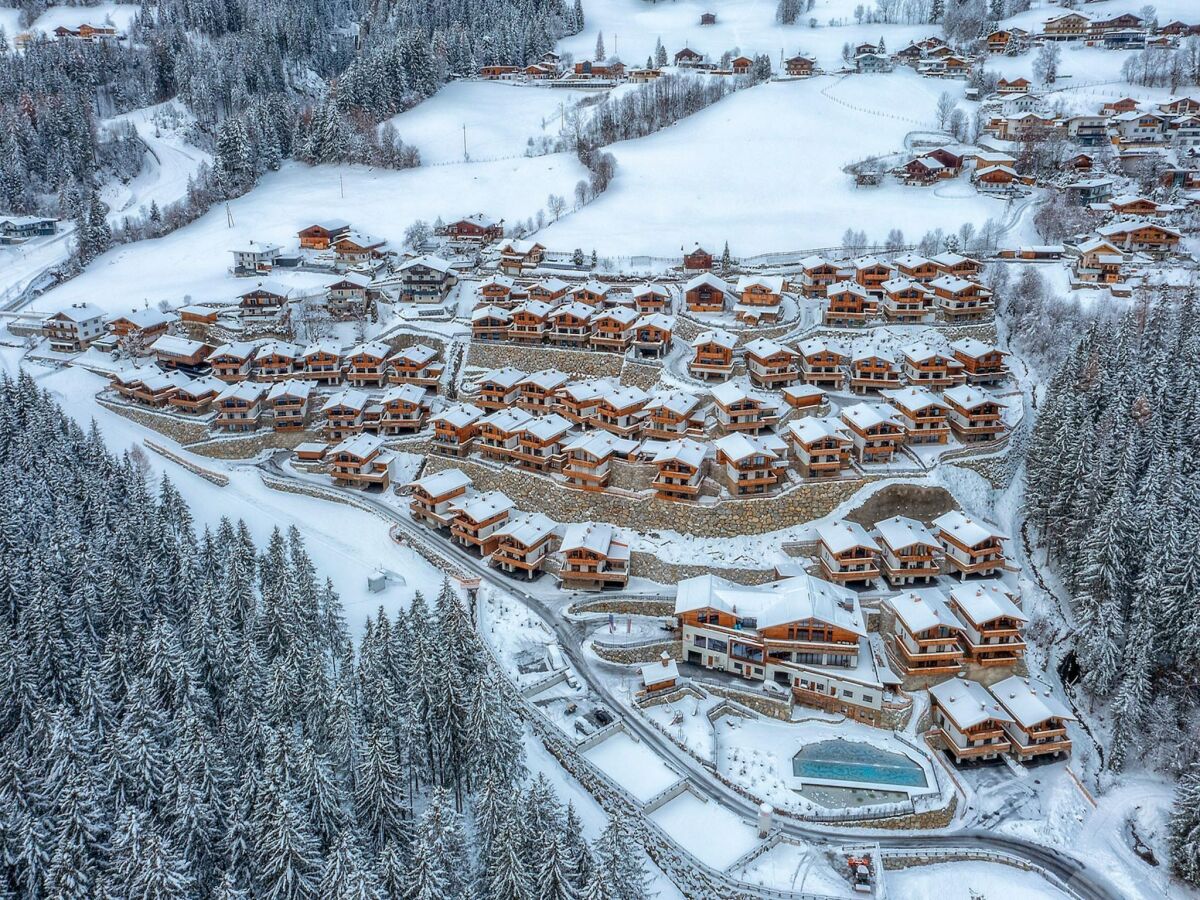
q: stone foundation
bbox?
[466,342,624,378]
[630,551,776,586]
[590,639,680,666]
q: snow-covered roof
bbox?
[632,282,670,298]
[494,512,557,547]
[826,280,869,299]
[989,676,1075,728]
[321,388,370,411]
[329,271,372,288]
[640,654,680,687]
[943,385,1004,410]
[239,277,290,297]
[684,272,732,293]
[390,343,438,365]
[332,432,384,458]
[477,367,526,389]
[521,413,572,441]
[551,301,596,321]
[929,274,979,294]
[781,383,827,403]
[841,402,901,430]
[892,252,932,270]
[710,380,755,406]
[208,341,259,361]
[645,390,700,417]
[176,375,226,396]
[635,313,674,331]
[215,381,266,402]
[564,431,639,458]
[874,515,938,552]
[851,340,895,364]
[735,274,784,294]
[786,416,850,445]
[266,379,313,401]
[880,386,943,412]
[431,403,484,429]
[1098,219,1180,238]
[799,255,833,269]
[301,340,342,358]
[948,337,1001,359]
[408,468,472,496]
[512,300,555,318]
[948,582,1026,626]
[472,304,512,322]
[256,340,304,359]
[521,369,570,391]
[348,340,391,359]
[743,338,794,359]
[591,306,639,326]
[397,254,456,274]
[451,490,514,522]
[560,522,627,558]
[797,336,849,358]
[381,383,426,405]
[929,678,1013,730]
[572,278,611,296]
[692,329,736,349]
[674,572,866,635]
[108,307,177,329]
[933,510,1007,547]
[817,520,879,554]
[652,437,707,468]
[930,251,977,267]
[714,432,779,463]
[881,277,930,295]
[886,587,960,635]
[149,334,207,357]
[598,384,649,409]
[900,341,953,363]
[481,407,534,433]
[479,274,515,290]
[530,277,569,294]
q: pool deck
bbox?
[785,739,938,798]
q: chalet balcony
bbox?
[884,559,941,582]
[1010,737,1072,759]
[936,730,1012,759]
[652,475,702,496]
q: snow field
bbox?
[582,730,683,802]
[14,3,140,40]
[733,839,858,896]
[647,790,762,870]
[886,861,1072,900]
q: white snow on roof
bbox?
[560,522,624,556]
[522,413,572,441]
[692,329,736,349]
[948,337,1001,359]
[208,341,259,361]
[381,383,426,404]
[714,432,779,463]
[886,587,960,635]
[348,340,391,359]
[735,274,784,294]
[948,582,1026,626]
[929,678,1013,730]
[431,403,484,429]
[684,272,732,293]
[710,380,755,406]
[521,369,569,390]
[390,343,437,364]
[786,416,850,445]
[216,381,266,402]
[149,334,207,357]
[409,468,473,497]
[332,432,384,458]
[472,304,512,322]
[880,386,943,412]
[266,379,313,401]
[841,401,901,430]
[645,390,700,416]
[989,675,1075,728]
[482,407,534,433]
[477,367,526,389]
[494,512,557,547]
[933,510,1008,546]
[874,515,938,552]
[674,572,866,635]
[817,520,879,554]
[451,490,514,522]
[321,388,370,411]
[653,437,707,468]
[943,385,1004,410]
[640,655,680,686]
[743,337,793,358]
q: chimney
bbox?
[660,651,671,668]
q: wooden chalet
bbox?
[177,305,219,326]
[651,438,707,501]
[110,367,191,407]
[380,383,430,434]
[785,56,815,77]
[563,432,638,491]
[213,382,267,432]
[824,281,872,326]
[491,513,558,579]
[513,414,573,470]
[475,367,525,409]
[734,275,785,323]
[641,653,680,694]
[238,280,290,320]
[797,256,840,298]
[900,342,965,388]
[743,338,799,389]
[333,232,387,264]
[996,76,1032,93]
[934,511,1008,578]
[593,385,650,438]
[786,417,852,478]
[711,381,779,434]
[714,433,786,497]
[875,516,941,587]
[886,588,963,675]
[503,300,549,343]
[880,278,933,323]
[628,282,670,314]
[1074,238,1125,285]
[408,469,473,529]
[817,520,881,586]
[943,386,1006,443]
[446,214,504,244]
[345,341,391,387]
[207,342,258,382]
[880,386,949,445]
[329,433,396,490]
[480,64,520,79]
[683,272,731,312]
[840,402,905,464]
[429,404,484,457]
[497,239,546,274]
[547,302,594,347]
[450,491,514,555]
[516,370,569,412]
[478,275,519,307]
[986,28,1027,53]
[781,383,827,412]
[849,345,902,393]
[949,339,1008,384]
[901,156,947,185]
[1096,220,1182,254]
[632,313,674,358]
[947,582,1027,666]
[688,329,736,380]
[396,255,457,303]
[300,342,343,383]
[472,305,512,342]
[298,220,350,250]
[230,241,282,276]
[527,278,570,305]
[107,308,176,344]
[797,337,848,389]
[253,340,303,381]
[321,389,372,440]
[389,343,443,387]
[150,335,213,373]
[169,375,225,413]
[850,257,890,296]
[327,272,371,315]
[589,307,639,353]
[929,679,1013,763]
[643,391,704,441]
[931,252,982,279]
[554,380,607,426]
[558,523,630,590]
[731,56,753,75]
[991,676,1074,760]
[266,379,313,431]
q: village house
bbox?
[563,432,638,491]
[490,513,558,579]
[396,255,458,303]
[943,385,1007,443]
[230,241,282,275]
[570,279,613,307]
[892,252,941,283]
[786,417,853,478]
[213,382,267,432]
[238,279,291,321]
[345,341,391,387]
[1096,219,1182,254]
[445,214,504,244]
[852,256,891,295]
[643,391,705,441]
[714,433,787,497]
[558,523,630,590]
[150,335,213,374]
[513,414,573,471]
[110,367,192,407]
[1073,238,1126,285]
[734,275,785,323]
[688,329,737,380]
[785,55,815,76]
[731,56,753,75]
[986,28,1028,53]
[590,306,640,353]
[929,678,1014,763]
[930,251,982,279]
[950,339,1008,384]
[450,491,514,555]
[641,653,680,694]
[947,582,1027,666]
[1041,11,1091,41]
[106,308,177,346]
[885,588,964,675]
[990,676,1074,760]
[480,64,521,79]
[1064,115,1108,147]
[298,220,350,250]
[683,245,714,272]
[674,572,889,724]
[996,76,1032,94]
[471,305,512,342]
[547,302,595,347]
[266,379,313,431]
[408,469,473,529]
[632,313,674,358]
[817,520,881,586]
[594,385,650,438]
[674,47,705,67]
[326,273,372,316]
[527,277,571,305]
[1112,110,1166,143]
[934,511,1009,579]
[478,275,519,307]
[1064,178,1114,206]
[651,438,708,501]
[849,344,903,394]
[900,342,966,388]
[333,232,387,266]
[0,215,57,242]
[515,370,569,412]
[169,375,226,413]
[824,281,873,326]
[321,389,372,440]
[797,256,841,297]
[880,278,934,323]
[299,341,343,384]
[388,343,443,387]
[475,367,525,409]
[880,386,949,444]
[711,381,779,434]
[840,402,906,464]
[781,383,826,413]
[798,337,849,389]
[252,340,302,381]
[901,156,947,185]
[973,164,1019,194]
[683,272,731,312]
[497,239,546,274]
[572,60,626,80]
[207,342,259,382]
[176,305,220,327]
[41,303,106,352]
[555,380,608,426]
[477,408,535,463]
[874,515,941,587]
[631,283,671,314]
[380,383,430,434]
[329,433,397,490]
[744,338,800,389]
[854,51,893,73]
[430,404,484,457]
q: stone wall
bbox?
[97,397,212,445]
[590,639,680,665]
[465,342,624,378]
[568,598,675,617]
[703,684,792,721]
[423,455,872,537]
[187,429,320,459]
[619,359,665,391]
[630,551,776,586]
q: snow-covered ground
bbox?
[6,2,140,41]
[582,730,683,803]
[648,790,762,870]
[732,839,859,897]
[886,860,1071,900]
[540,72,1029,258]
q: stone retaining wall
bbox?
[465,342,624,378]
[97,397,211,445]
[630,551,776,586]
[619,359,665,391]
[187,429,319,459]
[568,598,675,617]
[703,684,793,721]
[590,639,681,666]
[422,455,872,537]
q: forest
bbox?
[0,374,645,899]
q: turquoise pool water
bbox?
[792,739,928,788]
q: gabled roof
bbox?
[408,468,472,496]
[397,254,456,274]
[521,413,572,441]
[255,340,304,359]
[714,432,779,463]
[989,676,1075,728]
[266,379,314,401]
[735,274,785,293]
[564,431,639,458]
[239,278,291,298]
[645,390,701,417]
[477,367,526,389]
[301,340,342,358]
[560,522,627,557]
[841,401,902,430]
[472,304,512,322]
[874,515,938,551]
[691,328,736,349]
[521,369,570,391]
[786,416,850,445]
[933,510,1007,546]
[108,307,177,329]
[381,383,427,405]
[494,512,557,547]
[215,381,267,403]
[880,385,943,412]
[886,587,959,635]
[512,300,555,318]
[817,519,879,554]
[149,334,208,357]
[949,338,1002,359]
[480,407,534,433]
[652,437,707,468]
[948,581,1026,626]
[322,388,371,411]
[943,385,1005,411]
[929,678,1013,730]
[208,341,259,361]
[332,432,384,458]
[430,403,484,429]
[451,490,514,523]
[347,340,391,359]
[390,343,438,365]
[674,572,866,635]
[743,338,794,359]
[631,282,670,298]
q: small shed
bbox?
[640,652,680,692]
[367,570,388,593]
[700,12,716,25]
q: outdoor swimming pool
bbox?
[792,739,928,788]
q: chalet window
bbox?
[862,694,874,704]
[735,617,757,630]
[795,652,822,665]
[693,635,705,647]
[706,638,727,653]
[827,654,852,668]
